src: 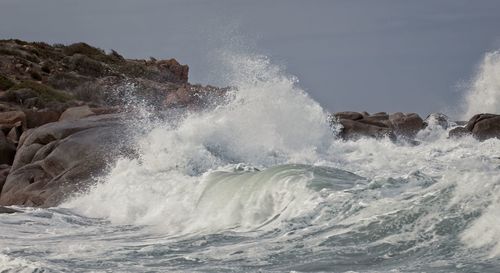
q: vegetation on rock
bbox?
[9,81,73,102]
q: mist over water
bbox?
[2,49,500,272]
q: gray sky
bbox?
[1,0,500,115]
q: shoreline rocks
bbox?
[331,111,425,140]
[332,111,500,142]
[0,39,225,207]
[449,113,500,141]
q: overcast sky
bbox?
[1,0,500,115]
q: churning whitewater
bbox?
[2,51,500,273]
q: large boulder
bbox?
[470,114,500,141]
[448,113,500,141]
[0,113,135,207]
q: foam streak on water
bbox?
[1,51,500,272]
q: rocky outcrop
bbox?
[332,111,425,140]
[449,113,500,141]
[0,113,134,207]
[0,39,227,207]
[0,39,222,113]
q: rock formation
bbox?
[0,39,224,207]
[0,114,134,207]
[331,111,425,140]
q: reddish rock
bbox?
[157,59,189,83]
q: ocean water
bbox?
[1,51,500,273]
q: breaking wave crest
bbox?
[462,50,500,119]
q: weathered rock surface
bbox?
[0,39,227,208]
[332,111,425,140]
[449,113,500,141]
[0,114,134,207]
